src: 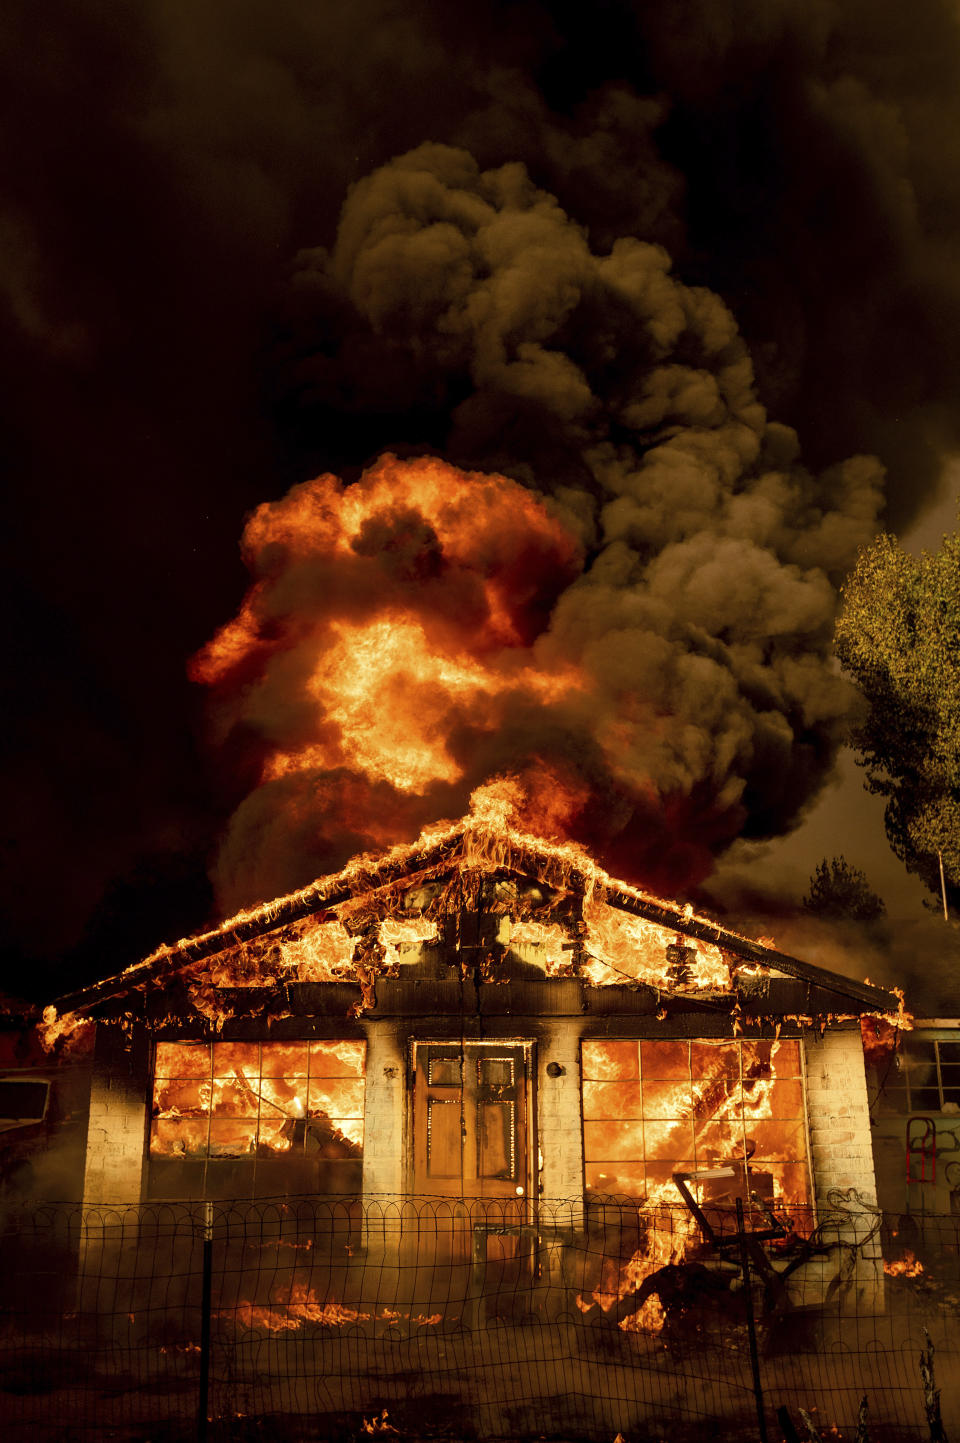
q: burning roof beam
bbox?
[50,819,899,1018]
[596,880,897,1012]
[51,832,468,1016]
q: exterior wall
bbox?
[537,1019,585,1231]
[71,987,892,1316]
[77,1024,151,1327]
[868,1020,960,1219]
[800,1027,884,1313]
[360,1021,406,1198]
[81,1024,150,1206]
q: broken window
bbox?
[581,1038,810,1209]
[149,1040,365,1198]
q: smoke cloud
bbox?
[6,0,960,991]
[197,147,885,912]
[701,841,960,1017]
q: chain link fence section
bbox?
[0,1196,957,1441]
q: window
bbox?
[582,1038,810,1209]
[0,1078,50,1127]
[148,1040,365,1198]
[874,1037,960,1116]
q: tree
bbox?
[802,856,886,922]
[835,528,960,907]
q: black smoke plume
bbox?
[4,0,960,989]
[200,147,884,911]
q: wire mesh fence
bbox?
[1,1194,957,1442]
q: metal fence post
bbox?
[198,1201,214,1443]
[736,1196,768,1443]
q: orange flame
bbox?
[883,1250,924,1278]
[37,1006,94,1055]
[262,616,578,793]
[225,1288,443,1334]
[191,455,584,808]
[580,897,730,991]
[508,919,572,975]
[362,1410,399,1435]
[227,1287,371,1332]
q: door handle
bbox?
[515,1186,524,1196]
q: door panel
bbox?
[414,1042,530,1200]
[478,1103,512,1180]
[427,1099,462,1178]
[410,1041,535,1309]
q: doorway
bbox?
[409,1040,536,1308]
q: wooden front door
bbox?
[410,1041,535,1307]
[413,1041,531,1200]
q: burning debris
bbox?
[883,1251,924,1279]
[222,1287,443,1334]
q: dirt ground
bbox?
[2,1304,958,1443]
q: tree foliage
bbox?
[835,528,960,906]
[802,856,886,922]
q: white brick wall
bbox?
[361,1023,406,1198]
[801,1027,884,1312]
[81,1039,149,1206]
[538,1021,585,1229]
[804,1029,878,1203]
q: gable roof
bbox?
[52,817,898,1016]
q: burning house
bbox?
[39,798,900,1323]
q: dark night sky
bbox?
[5,0,960,1005]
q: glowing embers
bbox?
[581,1038,809,1208]
[151,1040,365,1159]
[581,901,730,991]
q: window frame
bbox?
[579,1035,813,1213]
[0,1075,51,1130]
[147,1038,367,1198]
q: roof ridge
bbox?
[50,815,899,1016]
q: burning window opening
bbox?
[582,1038,810,1213]
[151,1040,365,1164]
[580,1036,816,1335]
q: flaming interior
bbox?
[151,1041,366,1160]
[582,1037,809,1209]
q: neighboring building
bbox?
[0,998,93,1202]
[868,1019,960,1221]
